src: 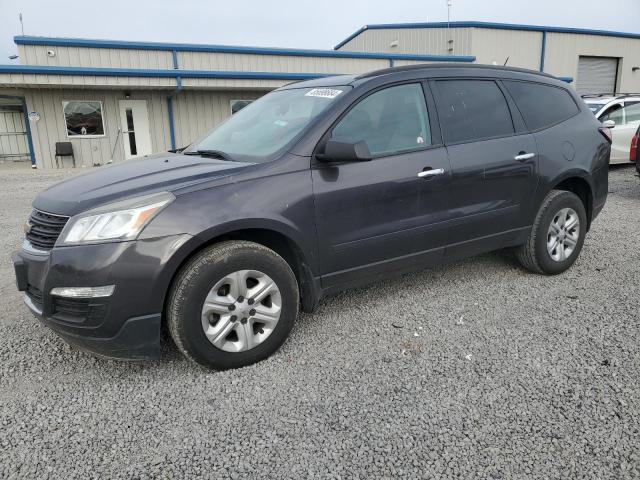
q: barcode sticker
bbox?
[305,88,343,99]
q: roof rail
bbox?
[581,93,640,98]
[355,62,557,80]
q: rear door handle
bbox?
[417,168,445,178]
[514,152,536,161]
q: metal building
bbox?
[0,21,638,169]
[0,36,473,169]
[335,21,640,95]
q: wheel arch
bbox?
[159,222,320,322]
[547,171,595,230]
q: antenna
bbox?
[19,13,24,35]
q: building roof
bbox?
[13,35,475,63]
[334,21,640,49]
[1,35,475,90]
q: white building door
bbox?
[119,100,152,159]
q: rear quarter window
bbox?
[504,80,579,131]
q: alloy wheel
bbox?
[200,269,282,352]
[547,207,580,262]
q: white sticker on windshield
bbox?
[305,88,343,99]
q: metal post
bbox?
[447,0,453,55]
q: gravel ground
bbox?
[1,166,639,479]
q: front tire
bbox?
[517,190,587,275]
[167,241,299,369]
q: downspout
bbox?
[167,97,176,150]
[21,97,36,168]
[167,48,180,151]
[539,30,547,72]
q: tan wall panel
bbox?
[24,90,172,169]
[22,89,274,169]
[337,28,473,56]
[0,74,176,89]
[471,28,543,69]
[178,51,387,74]
[179,78,288,90]
[20,45,174,69]
[390,60,441,67]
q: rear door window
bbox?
[625,103,640,124]
[434,80,515,144]
[331,83,431,156]
[504,80,579,131]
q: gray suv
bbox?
[13,64,610,369]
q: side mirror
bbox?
[318,140,372,162]
[602,119,616,129]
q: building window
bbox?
[230,99,253,115]
[63,101,105,137]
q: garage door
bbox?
[576,56,618,95]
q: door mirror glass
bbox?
[602,119,616,129]
[319,140,372,162]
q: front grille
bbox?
[26,209,69,250]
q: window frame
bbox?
[229,99,254,115]
[62,100,106,139]
[502,79,581,134]
[622,101,640,125]
[431,77,521,147]
[314,80,442,162]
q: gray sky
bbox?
[1,0,639,60]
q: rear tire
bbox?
[167,241,299,369]
[517,190,587,275]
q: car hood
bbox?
[33,153,251,216]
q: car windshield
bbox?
[187,86,349,162]
[585,101,607,114]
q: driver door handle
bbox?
[514,152,536,161]
[417,168,445,178]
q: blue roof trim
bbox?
[557,77,573,83]
[334,21,640,49]
[13,35,474,63]
[334,26,369,50]
[0,64,337,80]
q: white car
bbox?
[583,94,640,164]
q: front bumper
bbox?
[13,234,192,360]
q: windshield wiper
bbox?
[184,149,234,161]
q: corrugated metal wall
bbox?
[0,72,176,89]
[337,28,473,56]
[23,89,267,169]
[18,45,174,69]
[337,26,640,94]
[18,44,390,75]
[471,28,542,70]
[544,33,640,93]
[25,89,170,168]
[178,52,387,74]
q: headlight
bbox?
[58,191,175,245]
